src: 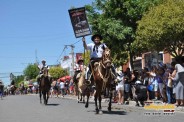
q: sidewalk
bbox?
[62,94,184,113]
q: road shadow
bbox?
[102,110,127,115]
[46,103,60,106]
[87,110,127,115]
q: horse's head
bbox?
[42,67,49,76]
[102,48,111,68]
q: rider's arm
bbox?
[82,37,88,50]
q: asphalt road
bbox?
[0,95,184,122]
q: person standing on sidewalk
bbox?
[116,70,124,105]
[59,81,65,98]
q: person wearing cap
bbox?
[133,80,147,107]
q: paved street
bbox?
[0,95,184,122]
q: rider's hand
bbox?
[82,37,85,42]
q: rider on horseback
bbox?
[38,59,50,76]
[73,56,84,83]
[37,60,50,85]
[82,34,117,83]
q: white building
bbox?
[60,54,76,76]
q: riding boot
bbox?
[111,65,118,83]
[85,67,91,85]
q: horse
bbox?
[76,66,90,105]
[10,85,16,95]
[38,67,52,105]
[19,85,25,95]
[86,48,115,114]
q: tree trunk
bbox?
[128,42,134,70]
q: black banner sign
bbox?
[68,7,91,38]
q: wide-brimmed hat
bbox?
[42,59,46,63]
[91,34,103,41]
[77,59,83,63]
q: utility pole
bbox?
[65,45,75,76]
[35,49,39,65]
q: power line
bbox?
[56,38,82,64]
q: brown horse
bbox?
[38,67,51,105]
[86,48,115,114]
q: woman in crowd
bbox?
[116,70,124,105]
[170,58,184,106]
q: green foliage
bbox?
[14,75,24,87]
[135,0,184,57]
[82,50,90,66]
[49,66,68,80]
[85,0,162,67]
[23,64,39,80]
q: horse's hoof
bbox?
[95,109,99,114]
[99,110,103,114]
[78,101,80,103]
[95,111,99,114]
[85,104,88,108]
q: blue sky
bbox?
[0,0,94,85]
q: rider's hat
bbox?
[77,57,83,64]
[91,34,103,41]
[42,59,46,63]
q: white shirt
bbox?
[38,64,49,74]
[175,64,184,73]
[87,43,107,58]
[74,64,84,71]
[60,82,65,89]
[117,76,124,86]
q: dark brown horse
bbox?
[10,85,17,95]
[86,48,115,114]
[38,67,51,105]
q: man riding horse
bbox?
[37,59,51,105]
[37,60,50,85]
[82,34,117,84]
[82,34,117,114]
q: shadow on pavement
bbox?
[46,103,60,106]
[102,110,127,115]
[87,110,127,115]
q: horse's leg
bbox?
[39,89,42,104]
[46,91,49,104]
[95,91,99,114]
[108,89,112,112]
[85,88,90,108]
[82,91,85,103]
[99,92,103,114]
[80,92,82,102]
[77,90,80,103]
[43,91,47,105]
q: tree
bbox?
[85,0,161,68]
[134,0,184,59]
[82,50,90,66]
[14,75,24,87]
[23,64,39,80]
[49,66,68,80]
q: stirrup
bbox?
[85,80,91,86]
